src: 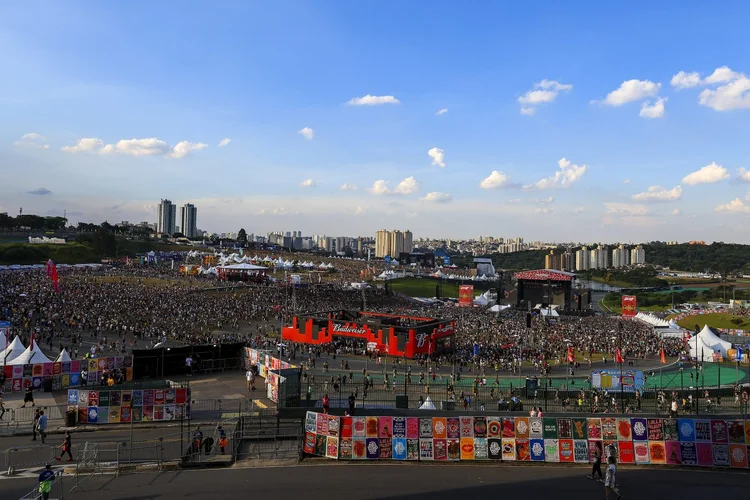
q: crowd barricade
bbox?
[4,444,55,475]
[303,411,750,468]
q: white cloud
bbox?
[571,207,585,214]
[100,138,172,156]
[355,206,369,215]
[170,141,208,159]
[61,137,104,153]
[715,198,750,214]
[258,208,288,215]
[299,178,316,188]
[682,162,729,185]
[671,71,701,89]
[526,157,588,189]
[347,95,400,106]
[218,138,231,147]
[506,198,522,204]
[339,183,357,191]
[436,108,448,116]
[15,132,51,150]
[737,168,750,183]
[538,196,554,204]
[298,127,314,140]
[603,79,661,106]
[368,176,419,195]
[631,185,682,202]
[421,192,452,203]
[622,179,631,184]
[518,79,572,114]
[639,97,667,118]
[704,66,742,84]
[534,207,552,214]
[428,147,446,168]
[604,202,650,216]
[671,209,681,216]
[480,170,513,189]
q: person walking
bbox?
[322,393,330,414]
[22,385,35,407]
[37,410,48,444]
[218,426,227,455]
[192,426,204,455]
[38,463,55,500]
[587,443,603,481]
[32,408,41,441]
[604,455,622,499]
[348,392,356,415]
[55,431,74,462]
[0,395,5,420]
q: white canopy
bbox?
[489,304,511,313]
[695,324,731,356]
[689,334,717,362]
[55,349,72,363]
[473,295,489,306]
[10,341,53,365]
[540,308,560,317]
[217,263,268,271]
[419,396,436,410]
[0,336,26,365]
[635,312,670,328]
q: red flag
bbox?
[50,264,60,293]
[660,348,666,364]
[567,346,575,363]
[615,348,623,364]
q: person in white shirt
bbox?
[604,456,621,499]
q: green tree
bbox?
[237,228,247,245]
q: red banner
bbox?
[458,285,474,307]
[621,295,636,317]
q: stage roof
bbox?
[514,269,576,282]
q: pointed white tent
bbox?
[0,336,26,365]
[695,325,731,356]
[419,396,436,410]
[9,341,53,365]
[55,349,72,363]
[689,334,716,362]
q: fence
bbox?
[4,444,55,475]
[301,379,750,417]
[234,413,303,461]
[16,471,65,500]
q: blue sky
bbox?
[2,1,750,242]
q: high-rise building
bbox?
[575,246,590,271]
[544,250,563,271]
[180,203,198,238]
[375,229,413,258]
[157,199,177,235]
[630,245,646,265]
[612,245,631,268]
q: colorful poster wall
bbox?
[67,387,190,424]
[243,348,296,403]
[304,412,750,469]
[2,356,133,394]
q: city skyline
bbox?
[3,3,750,242]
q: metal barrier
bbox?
[3,404,69,428]
[236,429,302,461]
[4,445,55,476]
[17,471,65,500]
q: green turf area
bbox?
[388,277,461,298]
[676,312,750,330]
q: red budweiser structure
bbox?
[281,310,455,359]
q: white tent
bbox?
[419,396,436,410]
[0,336,26,365]
[540,309,560,317]
[689,334,716,362]
[10,341,53,365]
[695,325,731,356]
[489,304,511,313]
[55,349,72,363]
[668,319,680,330]
[473,295,489,306]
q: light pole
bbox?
[618,322,624,412]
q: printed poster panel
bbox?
[602,418,617,441]
[486,417,501,438]
[446,417,459,439]
[406,418,419,439]
[618,441,635,464]
[680,442,697,466]
[419,440,435,461]
[352,438,366,460]
[432,418,447,439]
[379,438,392,459]
[87,406,98,424]
[433,439,447,461]
[379,417,393,438]
[745,421,750,444]
[573,440,589,463]
[366,417,379,437]
[406,439,419,461]
[460,416,474,438]
[515,417,530,439]
[604,441,618,462]
[326,416,339,437]
[559,439,575,463]
[419,418,433,438]
[587,418,602,440]
[572,418,587,440]
[529,418,543,439]
[543,418,558,439]
[616,419,632,441]
[303,432,316,455]
[473,417,487,438]
[446,438,459,461]
[488,439,502,460]
[67,390,78,405]
[678,419,696,442]
[392,438,407,460]
[501,438,516,461]
[316,415,329,436]
[515,439,530,461]
[529,439,545,461]
[663,419,678,441]
[634,441,650,464]
[460,438,475,460]
[727,420,744,444]
[314,435,326,457]
[544,439,559,462]
[728,444,748,468]
[588,440,602,462]
[341,417,353,438]
[631,418,648,441]
[694,420,711,442]
[557,418,572,439]
[710,420,728,444]
[474,438,488,460]
[501,418,514,438]
[352,417,366,438]
[665,441,681,465]
[696,442,713,466]
[365,438,380,459]
[647,419,664,441]
[712,444,730,467]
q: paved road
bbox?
[3,463,749,499]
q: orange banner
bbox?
[458,285,474,307]
[621,295,637,317]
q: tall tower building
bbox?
[157,199,176,235]
[180,203,198,238]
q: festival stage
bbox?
[281,310,455,358]
[514,269,590,311]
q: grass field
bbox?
[676,312,750,330]
[388,278,461,298]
